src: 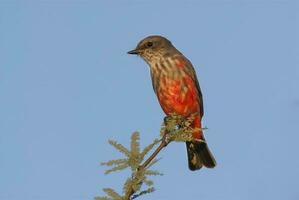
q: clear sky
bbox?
[0,0,298,200]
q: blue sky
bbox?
[0,0,298,200]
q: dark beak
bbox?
[127,49,140,55]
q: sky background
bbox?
[0,0,298,200]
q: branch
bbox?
[124,133,169,200]
[97,114,198,200]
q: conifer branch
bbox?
[123,131,169,200]
[96,114,204,200]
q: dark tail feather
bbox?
[186,140,216,171]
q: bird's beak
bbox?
[127,49,140,55]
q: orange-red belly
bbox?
[156,76,200,116]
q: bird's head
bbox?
[128,35,176,65]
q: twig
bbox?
[140,133,168,170]
[124,131,169,200]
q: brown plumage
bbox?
[128,35,216,170]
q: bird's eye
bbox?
[146,42,153,47]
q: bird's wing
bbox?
[179,56,204,117]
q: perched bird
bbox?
[128,35,216,171]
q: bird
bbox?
[128,35,216,171]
